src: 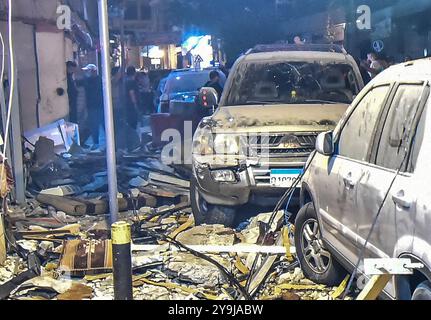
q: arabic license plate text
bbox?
[270,169,303,188]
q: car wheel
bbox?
[295,202,346,286]
[190,178,236,227]
[412,281,431,300]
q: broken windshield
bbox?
[223,61,359,106]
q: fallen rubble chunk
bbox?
[134,276,220,300]
[17,240,39,252]
[176,225,236,246]
[165,252,228,288]
[57,283,93,300]
[13,276,73,297]
[129,176,149,188]
[40,185,82,197]
[0,257,27,285]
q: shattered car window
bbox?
[223,61,359,106]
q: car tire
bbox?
[412,281,431,300]
[190,178,236,227]
[295,202,346,286]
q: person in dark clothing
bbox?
[355,58,371,85]
[204,71,223,100]
[125,66,140,129]
[76,64,105,148]
[136,71,154,115]
[66,61,79,124]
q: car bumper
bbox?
[193,157,306,207]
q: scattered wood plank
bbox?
[37,191,159,217]
[19,224,81,238]
[169,215,194,239]
[132,243,292,255]
[148,172,190,189]
[247,236,285,296]
[356,274,392,300]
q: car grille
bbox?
[247,133,317,157]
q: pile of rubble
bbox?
[0,134,351,300]
[0,205,350,300]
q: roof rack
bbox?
[247,44,347,55]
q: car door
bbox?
[354,82,429,298]
[315,84,392,264]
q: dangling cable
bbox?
[0,0,15,199]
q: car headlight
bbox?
[193,125,214,156]
[193,127,241,156]
[214,134,240,155]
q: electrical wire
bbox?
[143,228,252,300]
[0,0,14,194]
[0,0,14,253]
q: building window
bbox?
[140,3,152,20]
[125,0,138,20]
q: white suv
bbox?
[296,58,431,300]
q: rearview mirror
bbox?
[316,131,334,156]
[198,87,219,111]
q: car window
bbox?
[165,71,226,94]
[338,85,390,161]
[223,61,359,106]
[165,73,211,93]
[376,84,425,171]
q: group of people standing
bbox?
[66,62,155,150]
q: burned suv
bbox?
[191,45,364,226]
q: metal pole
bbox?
[10,73,25,204]
[98,0,119,224]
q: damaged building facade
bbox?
[0,0,99,133]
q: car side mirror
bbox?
[198,87,219,112]
[316,131,334,156]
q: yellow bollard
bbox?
[111,221,133,300]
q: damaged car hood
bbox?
[211,103,349,133]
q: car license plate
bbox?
[270,169,303,188]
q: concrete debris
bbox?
[14,276,73,296]
[176,225,236,246]
[136,285,170,300]
[0,257,27,285]
[129,176,149,188]
[165,252,228,287]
